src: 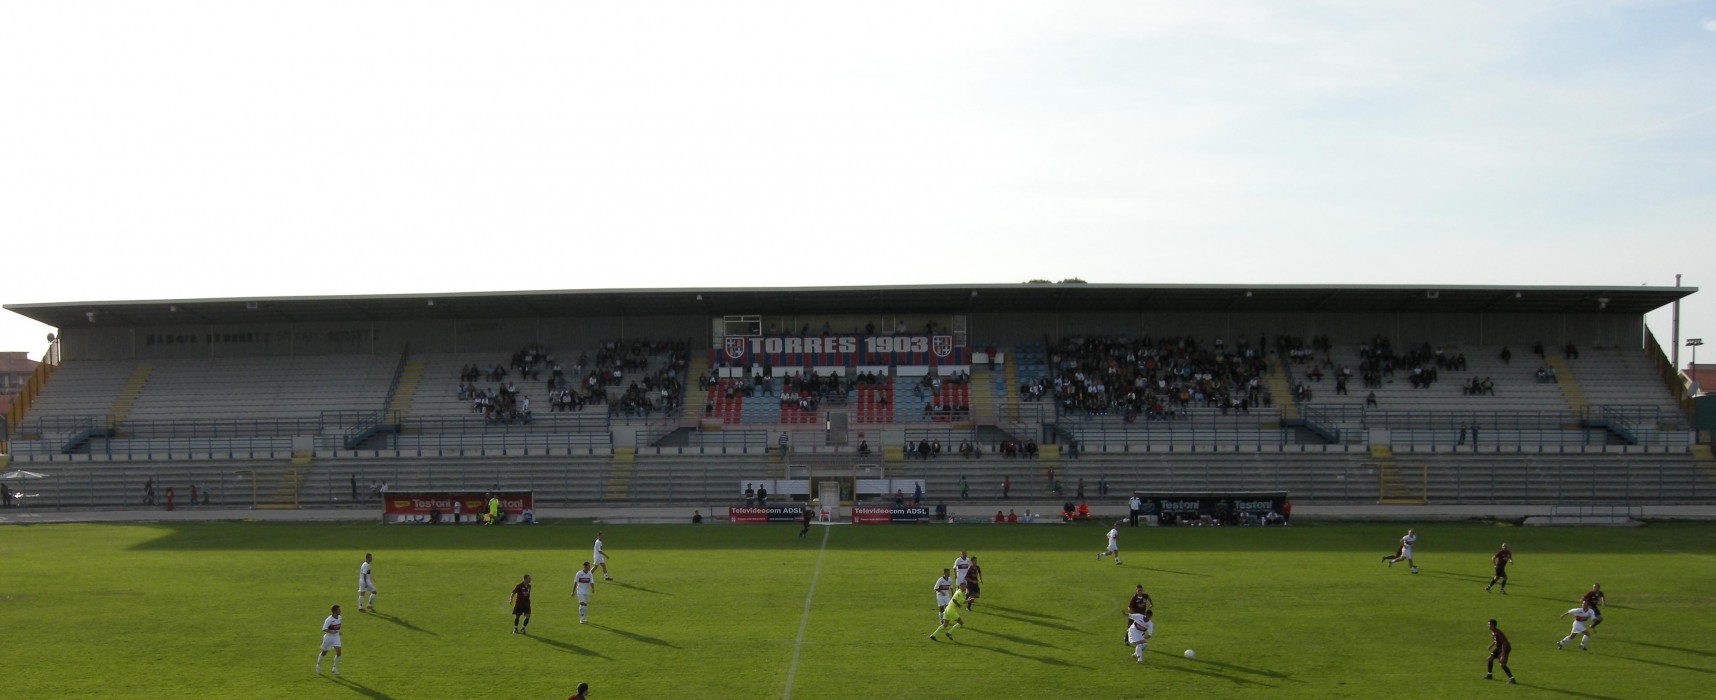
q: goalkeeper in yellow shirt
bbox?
[929,584,968,641]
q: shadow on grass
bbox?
[1605,652,1716,676]
[962,626,1061,649]
[531,634,613,659]
[329,675,394,699]
[983,605,1067,621]
[1128,565,1212,578]
[1513,681,1623,700]
[606,580,670,595]
[1180,655,1297,682]
[1610,639,1715,658]
[981,608,1086,633]
[115,521,1716,553]
[1147,656,1275,687]
[367,612,436,636]
[1414,570,1491,583]
[588,622,677,648]
[959,639,1087,669]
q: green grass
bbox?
[3,520,1715,699]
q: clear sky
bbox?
[1,1,1711,365]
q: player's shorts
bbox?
[1571,621,1589,634]
[942,606,962,623]
[513,603,532,616]
[576,591,590,604]
[320,635,341,652]
[967,581,981,597]
[1493,565,1507,578]
[1400,546,1413,558]
[1489,647,1509,663]
[359,581,376,593]
[936,596,950,609]
[1107,543,1120,553]
[593,554,606,565]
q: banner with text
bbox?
[728,506,809,524]
[712,335,968,368]
[850,505,931,524]
[383,491,534,524]
[1140,492,1288,522]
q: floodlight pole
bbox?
[1671,274,1681,369]
[1689,338,1704,393]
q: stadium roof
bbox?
[4,283,1695,329]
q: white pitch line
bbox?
[783,525,831,700]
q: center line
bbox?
[783,525,831,700]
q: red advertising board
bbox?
[383,491,533,524]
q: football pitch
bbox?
[4,519,1715,699]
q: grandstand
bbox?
[2,283,1709,510]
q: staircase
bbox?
[1373,445,1426,504]
[1544,355,1587,419]
[108,366,154,423]
[682,355,711,425]
[252,460,307,509]
[605,448,635,502]
[969,366,999,426]
[1038,445,1062,495]
[1266,357,1298,419]
[386,360,426,418]
[1000,358,1021,423]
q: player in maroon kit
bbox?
[1580,583,1606,629]
[510,574,533,635]
[1486,543,1512,594]
[1485,619,1516,684]
[1129,584,1154,616]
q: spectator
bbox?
[935,501,948,522]
[757,485,768,504]
[994,511,1006,523]
[744,483,755,505]
[1006,509,1018,523]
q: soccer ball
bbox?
[1184,649,1196,659]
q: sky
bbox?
[1,1,1712,366]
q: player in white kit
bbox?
[1383,529,1418,573]
[357,553,377,613]
[1097,522,1123,565]
[573,562,596,624]
[1126,610,1153,664]
[315,604,343,675]
[1557,602,1597,650]
[933,568,954,621]
[593,533,612,580]
[953,551,973,586]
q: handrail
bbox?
[1646,328,1696,420]
[2,339,60,453]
